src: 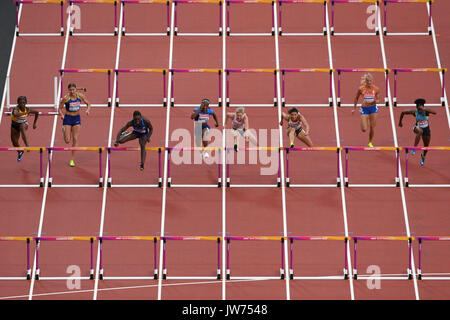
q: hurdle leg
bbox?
[344,238,348,280]
[218,70,222,107]
[226,1,230,36]
[154,237,158,279]
[280,238,285,280]
[108,70,112,107]
[167,149,172,187]
[40,148,44,187]
[60,1,64,36]
[26,238,31,280]
[418,238,422,280]
[162,238,167,279]
[15,2,19,36]
[375,2,379,35]
[219,2,223,36]
[281,70,285,107]
[170,71,175,107]
[163,70,167,107]
[393,70,397,106]
[48,149,53,187]
[35,238,40,280]
[99,148,103,187]
[383,0,387,35]
[115,71,120,107]
[158,148,162,187]
[408,238,412,280]
[285,148,290,187]
[90,237,94,279]
[114,1,118,36]
[226,149,230,187]
[289,238,293,280]
[217,238,221,279]
[344,148,349,187]
[329,70,333,106]
[99,237,104,280]
[330,1,335,35]
[278,1,282,36]
[323,0,327,35]
[353,238,357,280]
[336,147,341,187]
[277,148,281,187]
[226,238,230,279]
[395,148,400,187]
[337,70,341,106]
[218,148,222,187]
[405,148,409,187]
[167,1,170,35]
[226,71,230,107]
[271,2,275,36]
[385,70,389,106]
[121,1,126,36]
[428,1,432,35]
[441,70,446,106]
[174,1,178,36]
[273,70,277,106]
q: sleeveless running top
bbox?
[232,113,246,130]
[415,110,429,128]
[132,118,149,134]
[11,107,30,124]
[362,86,376,104]
[65,94,82,112]
[288,114,302,129]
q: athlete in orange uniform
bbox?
[10,96,39,162]
[353,73,380,147]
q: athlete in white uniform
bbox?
[280,108,313,148]
[225,108,257,152]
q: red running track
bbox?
[0,0,449,300]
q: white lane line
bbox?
[375,6,419,300]
[28,3,72,300]
[427,2,450,129]
[92,2,124,300]
[221,0,227,301]
[324,1,355,300]
[157,1,176,300]
[273,1,291,301]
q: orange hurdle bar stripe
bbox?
[279,0,327,3]
[419,236,450,241]
[37,236,95,241]
[227,236,285,241]
[290,236,347,241]
[393,68,445,72]
[405,146,450,151]
[0,237,31,241]
[15,0,63,3]
[0,147,45,151]
[288,147,340,151]
[50,147,104,151]
[344,146,400,151]
[227,0,274,3]
[226,69,277,73]
[60,69,112,73]
[164,236,219,241]
[385,0,433,3]
[353,236,413,241]
[175,0,222,4]
[337,68,388,73]
[71,1,119,3]
[281,68,332,73]
[108,147,163,151]
[101,236,159,241]
[170,68,221,73]
[122,0,170,3]
[115,68,167,73]
[332,0,378,3]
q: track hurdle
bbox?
[417,236,450,280]
[392,68,446,107]
[162,236,221,279]
[167,147,222,187]
[226,0,275,36]
[352,236,413,280]
[34,236,95,280]
[285,147,341,187]
[115,69,167,107]
[383,0,434,36]
[404,147,450,188]
[47,147,104,187]
[226,236,286,280]
[288,236,348,280]
[68,1,119,36]
[336,68,389,107]
[107,147,163,187]
[170,69,222,107]
[121,0,170,36]
[14,0,65,36]
[277,0,327,36]
[0,237,31,280]
[226,147,281,188]
[60,69,112,107]
[173,0,223,36]
[281,69,333,107]
[0,147,45,188]
[330,0,380,36]
[226,69,278,107]
[343,146,401,187]
[99,236,158,279]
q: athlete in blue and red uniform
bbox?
[353,73,380,148]
[58,83,91,167]
[191,98,219,159]
[398,98,436,166]
[114,110,153,170]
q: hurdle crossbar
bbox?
[14,0,65,36]
[417,236,450,280]
[352,236,413,280]
[107,147,162,187]
[0,237,32,280]
[383,0,434,36]
[336,68,390,106]
[278,0,327,36]
[288,236,348,279]
[115,69,168,107]
[69,0,119,36]
[285,147,341,187]
[173,0,223,36]
[167,147,222,187]
[226,236,286,279]
[392,68,446,106]
[169,69,222,107]
[343,146,401,187]
[404,147,450,187]
[162,236,221,279]
[281,69,333,107]
[331,0,379,36]
[60,69,113,106]
[121,0,170,36]
[0,147,45,187]
[226,69,278,107]
[99,236,159,279]
[226,0,275,36]
[226,147,281,188]
[34,236,95,280]
[47,147,104,187]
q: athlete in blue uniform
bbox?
[58,83,91,167]
[114,110,153,170]
[398,98,436,166]
[190,99,219,159]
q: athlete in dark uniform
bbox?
[114,110,153,170]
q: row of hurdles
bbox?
[0,235,448,281]
[0,146,448,188]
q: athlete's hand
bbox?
[86,109,90,116]
[304,130,309,136]
[60,113,64,120]
[351,108,356,115]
